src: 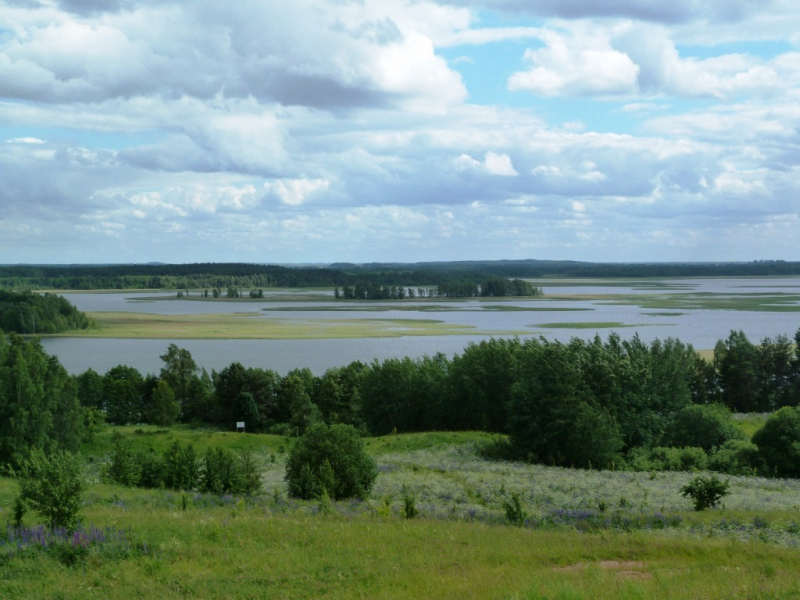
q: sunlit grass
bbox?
[3,428,800,599]
[44,311,529,340]
[732,413,770,439]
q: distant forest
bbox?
[0,290,93,334]
[0,259,798,293]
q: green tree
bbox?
[752,406,800,477]
[283,375,321,435]
[17,448,85,531]
[285,423,377,500]
[232,391,260,431]
[714,331,759,412]
[149,380,180,429]
[103,365,144,425]
[75,368,104,410]
[159,344,199,420]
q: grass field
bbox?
[2,428,800,598]
[46,312,529,340]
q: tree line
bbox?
[0,263,520,292]
[335,278,542,300]
[13,258,800,292]
[4,329,800,477]
[0,291,93,334]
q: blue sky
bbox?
[2,0,800,264]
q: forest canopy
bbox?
[0,290,93,334]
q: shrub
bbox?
[403,493,418,519]
[708,439,762,475]
[106,440,141,486]
[628,446,707,472]
[137,449,165,488]
[199,448,261,495]
[502,492,527,527]
[752,406,800,477]
[17,449,85,531]
[680,474,730,511]
[163,441,199,490]
[667,404,744,452]
[285,423,377,500]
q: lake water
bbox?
[40,278,800,375]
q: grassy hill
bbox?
[1,427,799,599]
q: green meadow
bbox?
[46,312,528,340]
[2,427,800,599]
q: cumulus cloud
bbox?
[508,27,640,96]
[2,0,800,263]
[508,23,800,99]
[455,151,518,176]
[0,0,467,110]
[264,179,331,206]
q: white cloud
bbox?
[455,151,518,176]
[265,179,330,206]
[6,137,45,144]
[483,151,518,176]
[508,26,640,96]
[2,0,800,263]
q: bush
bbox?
[285,423,377,500]
[403,493,418,519]
[752,406,800,477]
[502,492,527,527]
[137,449,165,488]
[106,440,141,486]
[163,441,199,490]
[667,404,744,452]
[708,439,762,475]
[199,448,261,495]
[680,474,730,511]
[17,449,85,531]
[627,446,708,472]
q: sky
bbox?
[2,0,800,264]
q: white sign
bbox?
[236,421,245,428]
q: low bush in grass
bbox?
[106,439,260,495]
[681,474,730,511]
[627,446,708,472]
[285,423,377,500]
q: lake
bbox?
[40,277,800,375]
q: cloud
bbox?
[0,1,467,111]
[2,0,800,263]
[508,23,800,99]
[6,137,45,144]
[455,151,518,176]
[264,179,330,206]
[439,0,772,25]
[508,27,640,96]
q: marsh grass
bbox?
[535,322,657,329]
[2,429,800,598]
[47,312,527,340]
